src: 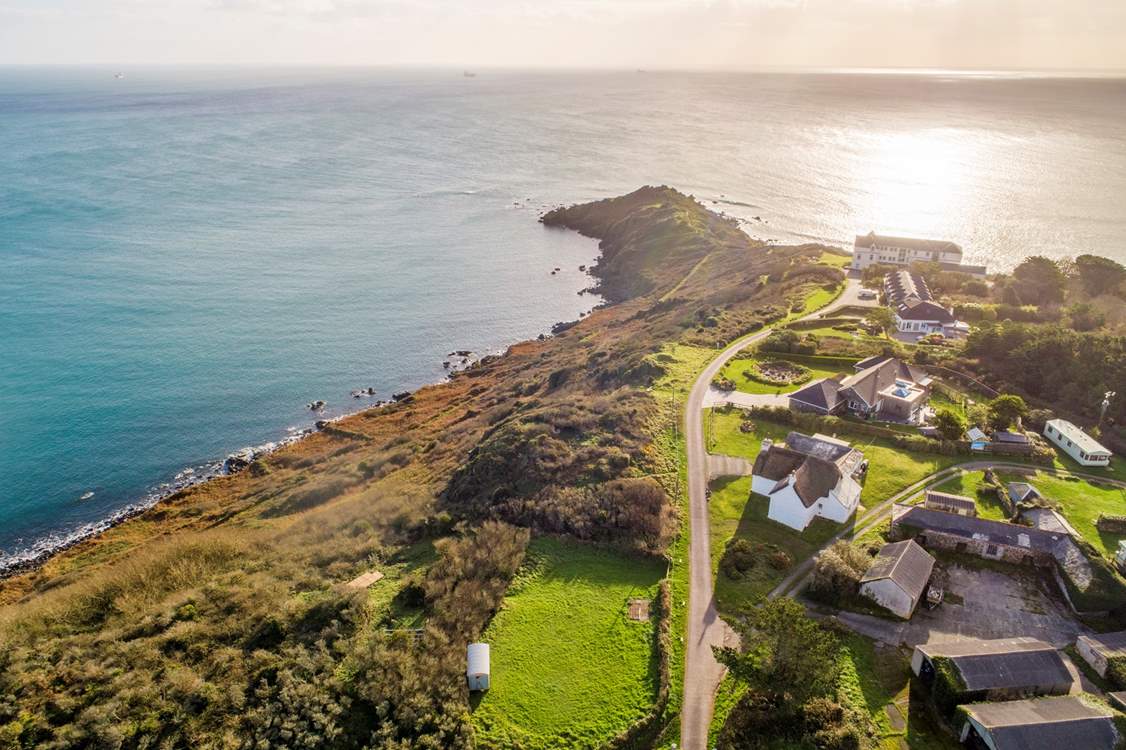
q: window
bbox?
[984,544,1000,558]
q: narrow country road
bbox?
[680,277,871,749]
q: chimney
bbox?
[761,437,774,453]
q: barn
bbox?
[959,695,1119,750]
[912,637,1073,710]
[858,540,935,619]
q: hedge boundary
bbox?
[603,578,672,750]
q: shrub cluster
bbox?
[719,539,792,580]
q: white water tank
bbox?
[467,642,490,691]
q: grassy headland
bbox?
[0,186,848,749]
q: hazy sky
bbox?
[2,0,1124,71]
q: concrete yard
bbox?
[834,562,1085,650]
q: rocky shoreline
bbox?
[0,339,585,580]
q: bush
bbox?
[807,542,871,605]
[720,539,790,579]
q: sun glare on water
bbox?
[854,128,982,238]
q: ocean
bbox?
[2,67,1125,569]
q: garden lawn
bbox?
[929,471,1009,521]
[996,470,1126,560]
[471,537,664,750]
[719,355,852,395]
[710,475,840,614]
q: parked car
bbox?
[858,289,878,300]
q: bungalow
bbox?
[1075,631,1126,680]
[788,356,932,424]
[924,490,977,517]
[1043,419,1112,467]
[751,432,865,531]
[912,637,1074,704]
[858,540,935,619]
[958,695,1119,750]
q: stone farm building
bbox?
[890,505,1096,610]
[750,432,865,531]
[911,637,1074,705]
[1076,631,1126,680]
[958,695,1120,750]
[858,540,935,619]
[788,355,931,424]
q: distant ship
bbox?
[463,71,476,78]
[114,72,124,79]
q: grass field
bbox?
[719,354,851,395]
[471,537,665,750]
[929,471,1008,521]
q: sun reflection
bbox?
[855,128,980,239]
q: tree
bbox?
[865,307,894,337]
[1012,256,1067,304]
[1067,302,1105,332]
[1073,254,1126,299]
[932,407,968,441]
[714,598,840,704]
[988,394,1028,430]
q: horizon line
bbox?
[2,62,1125,78]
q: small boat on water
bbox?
[114,72,124,80]
[79,491,94,501]
[463,71,476,78]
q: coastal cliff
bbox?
[0,187,843,749]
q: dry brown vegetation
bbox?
[0,186,845,749]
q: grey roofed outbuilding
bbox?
[860,540,935,600]
[961,695,1118,750]
[787,377,843,413]
[1008,482,1041,504]
[1079,631,1126,659]
[915,637,1073,693]
[924,490,976,514]
[994,430,1032,444]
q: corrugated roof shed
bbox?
[917,637,1072,692]
[963,696,1117,750]
[860,540,935,601]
